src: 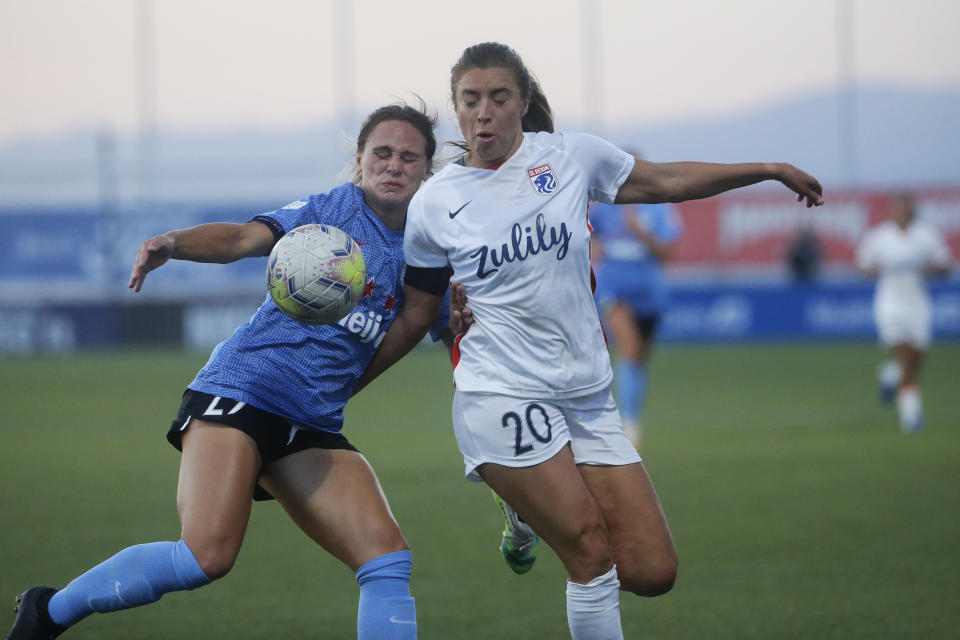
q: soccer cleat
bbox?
[492,491,539,575]
[8,587,66,640]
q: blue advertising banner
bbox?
[2,207,958,352]
[0,205,274,302]
[661,281,960,342]
[0,209,102,278]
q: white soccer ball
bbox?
[266,224,367,325]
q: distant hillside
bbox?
[618,85,960,189]
[1,85,958,208]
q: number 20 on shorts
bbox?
[501,403,553,456]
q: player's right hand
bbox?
[128,234,175,292]
[776,163,824,208]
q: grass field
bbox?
[1,342,958,639]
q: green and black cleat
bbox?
[492,491,539,575]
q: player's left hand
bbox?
[449,281,474,335]
[776,163,824,208]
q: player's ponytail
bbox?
[522,76,554,134]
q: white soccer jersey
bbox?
[405,131,634,398]
[856,219,952,346]
[856,220,951,308]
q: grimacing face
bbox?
[454,66,529,168]
[357,119,430,217]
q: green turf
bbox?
[1,342,958,639]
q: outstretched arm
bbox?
[615,159,823,208]
[353,285,444,394]
[128,221,275,292]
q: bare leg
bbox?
[178,420,261,579]
[480,447,637,639]
[479,446,613,583]
[892,343,927,432]
[27,421,255,633]
[258,448,408,570]
[606,303,643,363]
[893,343,925,388]
[259,448,415,639]
[578,462,677,595]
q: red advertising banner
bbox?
[671,187,960,267]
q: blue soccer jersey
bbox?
[189,182,415,433]
[590,201,681,318]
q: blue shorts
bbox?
[594,264,666,320]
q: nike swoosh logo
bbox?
[389,616,416,625]
[448,201,471,219]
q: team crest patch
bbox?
[527,163,558,195]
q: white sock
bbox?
[878,359,902,389]
[896,386,923,433]
[566,565,623,640]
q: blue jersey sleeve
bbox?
[251,198,316,241]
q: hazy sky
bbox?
[2,0,959,145]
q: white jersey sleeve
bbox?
[563,133,635,204]
[404,186,448,268]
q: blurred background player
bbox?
[589,179,682,448]
[7,102,439,640]
[785,223,822,283]
[855,192,952,433]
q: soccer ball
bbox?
[266,224,367,325]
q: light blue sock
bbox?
[635,363,649,415]
[356,550,416,640]
[48,539,210,627]
[615,361,643,421]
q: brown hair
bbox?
[450,42,554,134]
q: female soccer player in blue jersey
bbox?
[8,102,437,640]
[590,195,682,447]
[356,42,824,639]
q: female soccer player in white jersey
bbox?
[355,42,824,639]
[856,193,952,433]
[8,103,439,640]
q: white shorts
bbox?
[452,387,642,482]
[875,301,931,349]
